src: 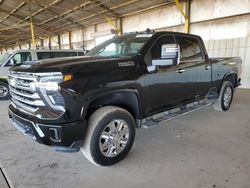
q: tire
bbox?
[213,81,234,111]
[81,106,136,166]
[0,82,10,100]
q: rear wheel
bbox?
[213,81,234,111]
[81,106,135,166]
[0,82,10,100]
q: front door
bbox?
[144,35,189,115]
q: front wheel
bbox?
[213,81,234,111]
[0,82,10,100]
[81,106,135,166]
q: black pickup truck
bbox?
[8,31,241,166]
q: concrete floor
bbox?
[0,89,250,188]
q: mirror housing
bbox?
[6,59,15,67]
[153,44,180,67]
[147,44,180,73]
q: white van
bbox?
[0,49,85,100]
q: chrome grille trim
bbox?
[11,100,38,113]
[9,83,36,92]
[11,92,45,106]
[8,72,45,115]
[10,86,40,99]
[9,71,65,120]
[8,74,37,81]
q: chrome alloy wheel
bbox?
[223,87,232,107]
[0,86,8,98]
[99,119,129,158]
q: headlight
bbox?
[35,81,60,91]
[33,72,66,112]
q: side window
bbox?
[12,53,21,64]
[175,36,203,62]
[7,52,31,66]
[151,35,175,60]
[78,52,85,56]
[37,52,79,60]
[37,52,51,60]
[22,52,32,62]
[68,52,77,57]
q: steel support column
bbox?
[105,16,121,35]
[118,17,123,35]
[175,0,190,33]
[57,35,61,49]
[185,0,191,33]
[49,37,52,50]
[69,31,73,49]
[29,0,36,49]
[40,39,44,48]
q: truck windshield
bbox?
[0,53,11,65]
[86,34,153,57]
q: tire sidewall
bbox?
[0,82,10,100]
[221,82,234,111]
[90,110,135,166]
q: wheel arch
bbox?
[222,72,238,88]
[86,90,142,128]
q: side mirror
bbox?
[10,58,15,65]
[6,59,15,67]
[147,44,180,73]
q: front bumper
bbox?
[8,105,86,152]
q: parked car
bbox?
[8,31,241,166]
[0,49,85,100]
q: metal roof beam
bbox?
[50,0,140,32]
[0,2,27,24]
[0,0,63,34]
[35,2,85,28]
[36,1,93,26]
[89,0,121,18]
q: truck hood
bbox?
[9,56,137,75]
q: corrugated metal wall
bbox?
[204,37,250,88]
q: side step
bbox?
[142,99,213,128]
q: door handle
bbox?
[205,65,211,70]
[176,69,186,73]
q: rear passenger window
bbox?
[37,52,51,60]
[78,52,85,56]
[53,52,77,58]
[175,36,203,62]
[37,52,78,60]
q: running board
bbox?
[142,99,213,128]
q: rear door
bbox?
[174,34,211,99]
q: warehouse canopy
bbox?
[0,0,183,49]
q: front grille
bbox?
[8,72,45,114]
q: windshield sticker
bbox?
[118,61,135,67]
[136,34,153,38]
